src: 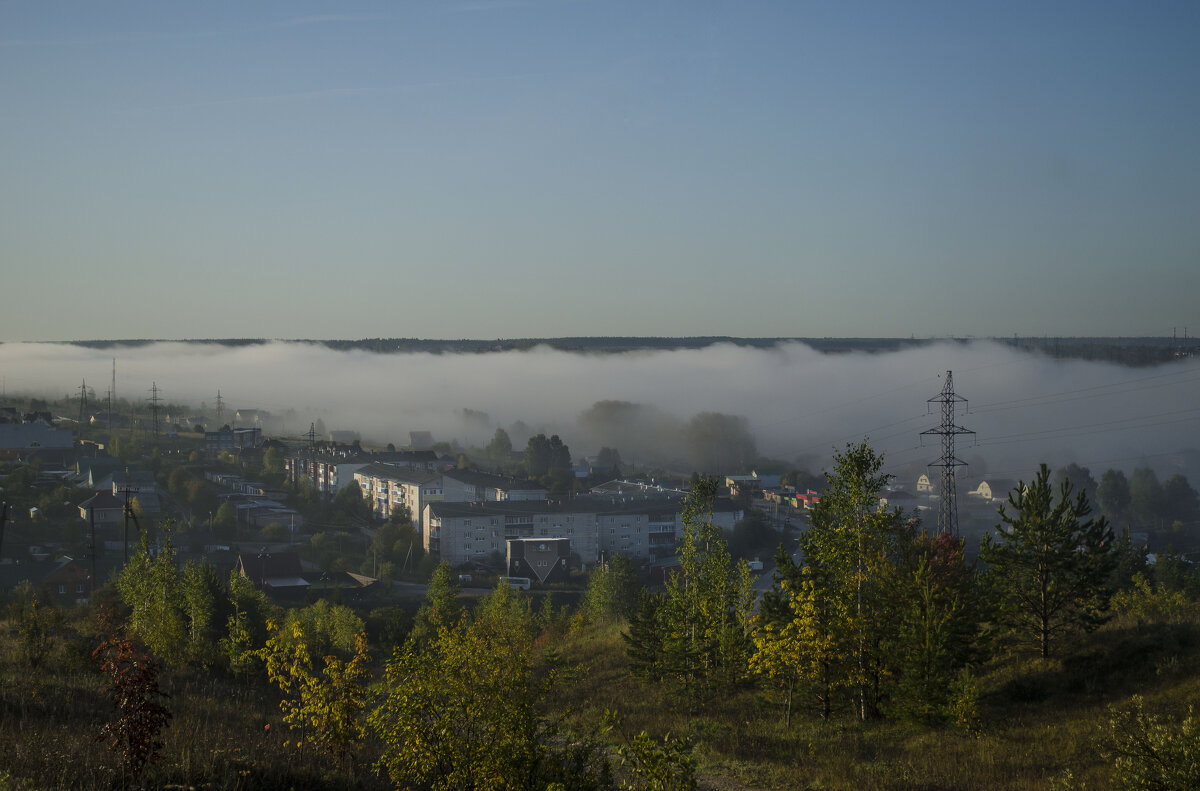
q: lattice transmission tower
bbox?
[921,371,975,536]
[148,382,164,441]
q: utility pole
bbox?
[307,422,319,491]
[921,371,975,536]
[119,473,141,564]
[88,503,97,598]
[215,390,224,427]
[77,378,89,427]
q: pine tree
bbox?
[624,589,666,679]
[892,533,978,722]
[981,464,1117,658]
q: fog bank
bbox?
[2,340,1197,482]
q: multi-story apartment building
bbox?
[425,495,741,569]
[353,463,445,522]
[286,448,438,495]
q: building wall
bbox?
[353,469,445,525]
[426,506,601,569]
[425,500,739,569]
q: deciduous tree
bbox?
[93,626,172,780]
[117,528,188,667]
[657,477,755,693]
[789,440,909,720]
[408,561,461,647]
[259,621,371,763]
[584,553,641,623]
[1098,468,1132,525]
[370,584,546,791]
[180,558,225,667]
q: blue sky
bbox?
[3,1,1198,341]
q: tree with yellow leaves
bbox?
[370,583,547,791]
[759,441,908,721]
[259,621,371,764]
[750,572,848,725]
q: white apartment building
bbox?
[425,496,742,569]
[354,463,444,523]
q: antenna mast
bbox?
[921,371,975,536]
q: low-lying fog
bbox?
[3,340,1198,485]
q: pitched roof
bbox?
[0,424,74,451]
[237,551,308,588]
[354,463,441,484]
[443,468,545,492]
[79,491,124,510]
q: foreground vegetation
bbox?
[2,589,1198,789]
[2,444,1199,789]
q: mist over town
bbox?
[5,337,1198,484]
[4,0,1200,787]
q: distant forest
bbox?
[63,335,1200,366]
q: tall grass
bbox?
[0,612,384,790]
[551,614,1200,790]
[2,606,1198,789]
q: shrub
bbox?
[1103,696,1200,790]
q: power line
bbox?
[975,406,1200,448]
[971,366,1200,415]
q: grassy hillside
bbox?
[2,600,1196,790]
[552,616,1200,790]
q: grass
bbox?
[549,616,1200,790]
[1,606,1197,789]
[0,616,386,791]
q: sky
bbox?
[2,1,1198,341]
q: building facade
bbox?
[424,496,741,569]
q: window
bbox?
[76,583,85,594]
[58,585,66,594]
